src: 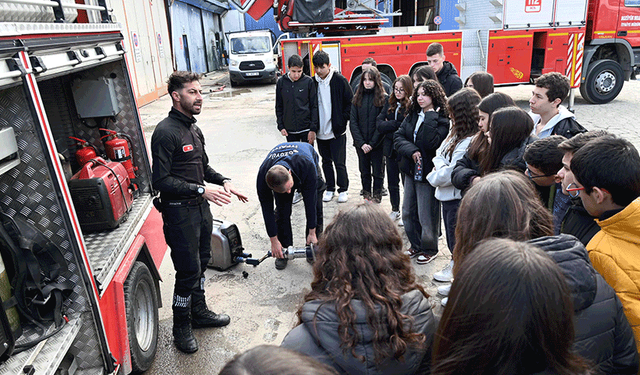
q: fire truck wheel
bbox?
[124,261,159,373]
[580,59,624,104]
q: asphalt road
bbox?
[138,73,640,374]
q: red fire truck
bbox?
[0,1,166,374]
[232,0,640,104]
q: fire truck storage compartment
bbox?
[0,56,155,374]
[37,60,154,288]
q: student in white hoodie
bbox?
[312,50,354,203]
[427,88,481,296]
[529,72,586,139]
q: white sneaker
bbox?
[433,260,454,282]
[337,192,348,203]
[389,211,401,221]
[437,284,451,296]
[441,297,448,307]
[323,190,335,202]
[292,191,303,204]
[398,218,404,227]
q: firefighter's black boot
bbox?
[191,292,230,328]
[172,295,198,354]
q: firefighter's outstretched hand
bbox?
[224,182,249,203]
[204,186,232,206]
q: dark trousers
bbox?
[162,200,212,311]
[402,174,440,255]
[441,199,461,253]
[386,155,401,211]
[286,131,309,143]
[356,146,384,194]
[317,134,349,193]
[274,177,325,247]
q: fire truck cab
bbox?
[0,1,166,374]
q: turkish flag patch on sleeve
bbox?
[183,144,194,152]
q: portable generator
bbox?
[68,157,133,232]
[208,219,251,271]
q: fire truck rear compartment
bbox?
[0,59,156,374]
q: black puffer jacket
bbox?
[528,234,639,374]
[451,135,536,192]
[561,197,601,246]
[394,109,450,182]
[376,101,408,158]
[281,289,436,375]
[436,61,463,97]
[275,73,319,133]
[350,89,386,148]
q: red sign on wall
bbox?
[525,0,541,13]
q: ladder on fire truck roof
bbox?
[229,0,401,34]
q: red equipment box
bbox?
[68,157,133,232]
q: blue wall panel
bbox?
[439,0,460,30]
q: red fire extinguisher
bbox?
[100,128,137,181]
[69,137,98,167]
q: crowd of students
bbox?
[240,45,640,374]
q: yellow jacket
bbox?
[588,197,640,354]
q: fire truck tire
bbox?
[580,59,624,104]
[124,261,159,373]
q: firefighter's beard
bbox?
[181,97,202,116]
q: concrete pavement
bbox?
[139,71,640,374]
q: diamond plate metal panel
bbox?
[0,318,81,375]
[70,312,105,370]
[0,86,104,371]
[84,194,153,287]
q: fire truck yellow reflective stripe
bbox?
[342,41,401,47]
[403,38,462,44]
[489,35,533,40]
[549,33,569,36]
[342,38,461,47]
[594,31,615,34]
[627,30,640,33]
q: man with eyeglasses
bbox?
[523,135,570,235]
[570,136,640,356]
[425,42,462,97]
[556,131,611,245]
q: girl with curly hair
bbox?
[394,80,450,265]
[376,75,413,221]
[427,88,481,286]
[281,203,436,374]
[350,66,388,202]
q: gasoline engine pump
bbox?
[66,128,138,232]
[208,218,316,273]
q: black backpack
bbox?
[0,210,73,330]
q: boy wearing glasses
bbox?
[570,136,640,356]
[556,131,611,245]
[523,135,570,234]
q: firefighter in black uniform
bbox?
[151,71,248,354]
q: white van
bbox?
[227,30,281,87]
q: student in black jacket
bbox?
[394,80,449,265]
[376,75,413,220]
[350,66,387,203]
[426,42,462,97]
[276,54,319,144]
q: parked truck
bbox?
[233,0,640,104]
[0,1,166,374]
